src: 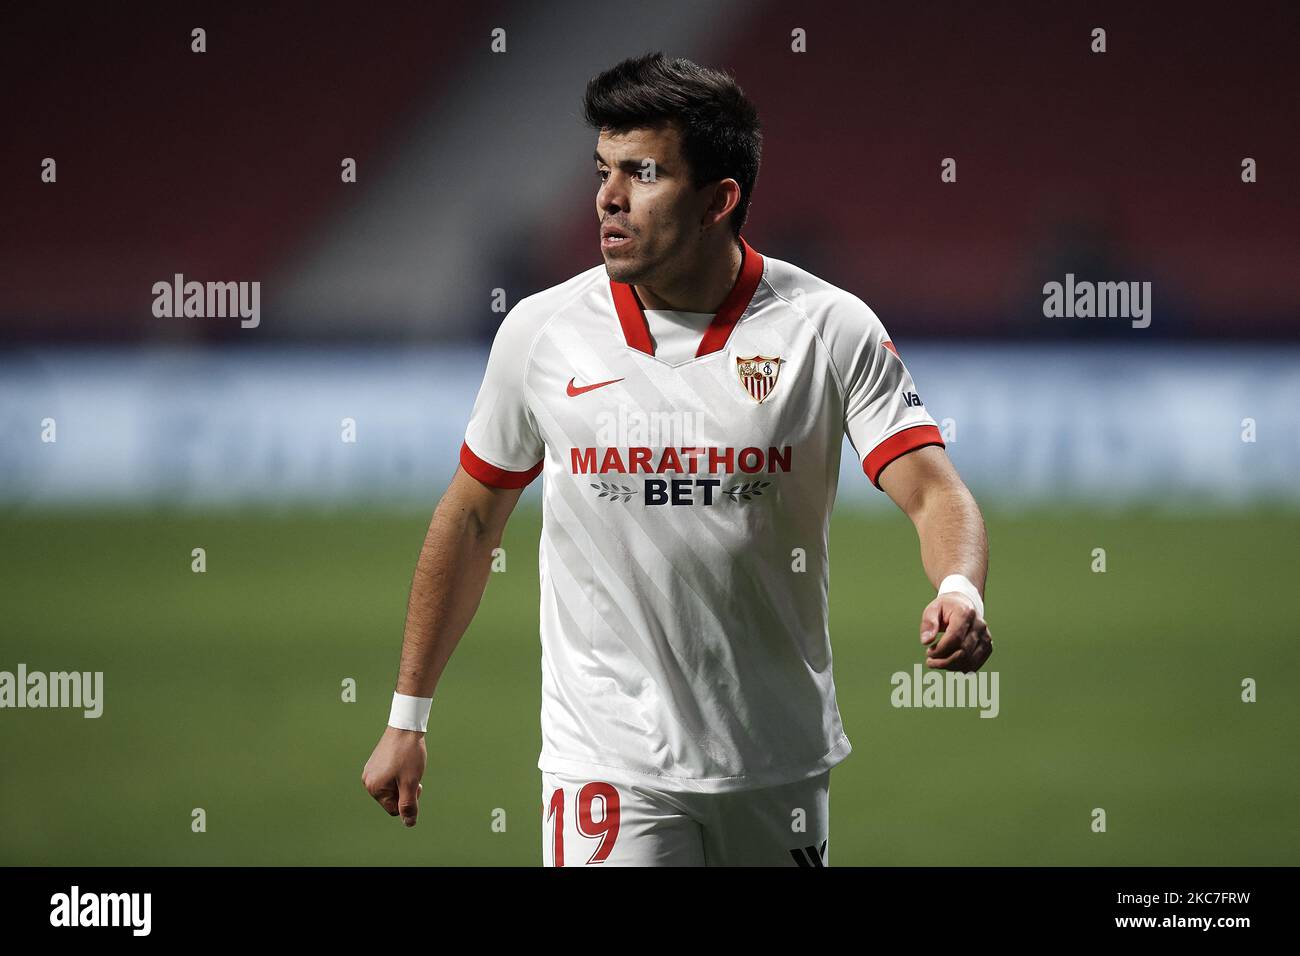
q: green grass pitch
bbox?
[0,504,1295,865]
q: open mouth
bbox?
[600,223,633,250]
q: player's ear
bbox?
[699,178,738,228]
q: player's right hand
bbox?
[361,726,427,828]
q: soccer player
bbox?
[362,52,992,866]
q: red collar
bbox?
[609,236,765,359]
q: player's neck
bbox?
[634,235,743,315]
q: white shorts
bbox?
[540,769,831,867]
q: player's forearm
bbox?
[393,492,505,698]
[909,478,988,595]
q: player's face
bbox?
[594,124,714,284]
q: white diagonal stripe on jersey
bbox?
[545,480,718,711]
[538,520,672,751]
[536,573,608,749]
[545,469,759,764]
[556,467,800,745]
[542,421,741,690]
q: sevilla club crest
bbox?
[736,355,782,403]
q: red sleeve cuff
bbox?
[459,441,543,489]
[862,424,945,488]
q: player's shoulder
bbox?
[482,264,607,374]
[760,252,887,342]
[502,262,609,334]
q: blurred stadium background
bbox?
[1,1,1297,866]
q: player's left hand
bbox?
[920,594,992,671]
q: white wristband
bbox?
[938,574,984,620]
[388,692,433,732]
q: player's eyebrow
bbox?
[594,149,661,174]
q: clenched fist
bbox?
[920,593,992,672]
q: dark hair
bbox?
[583,52,762,238]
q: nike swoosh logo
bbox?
[566,376,624,397]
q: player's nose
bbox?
[597,173,628,214]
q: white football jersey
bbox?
[462,237,943,793]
